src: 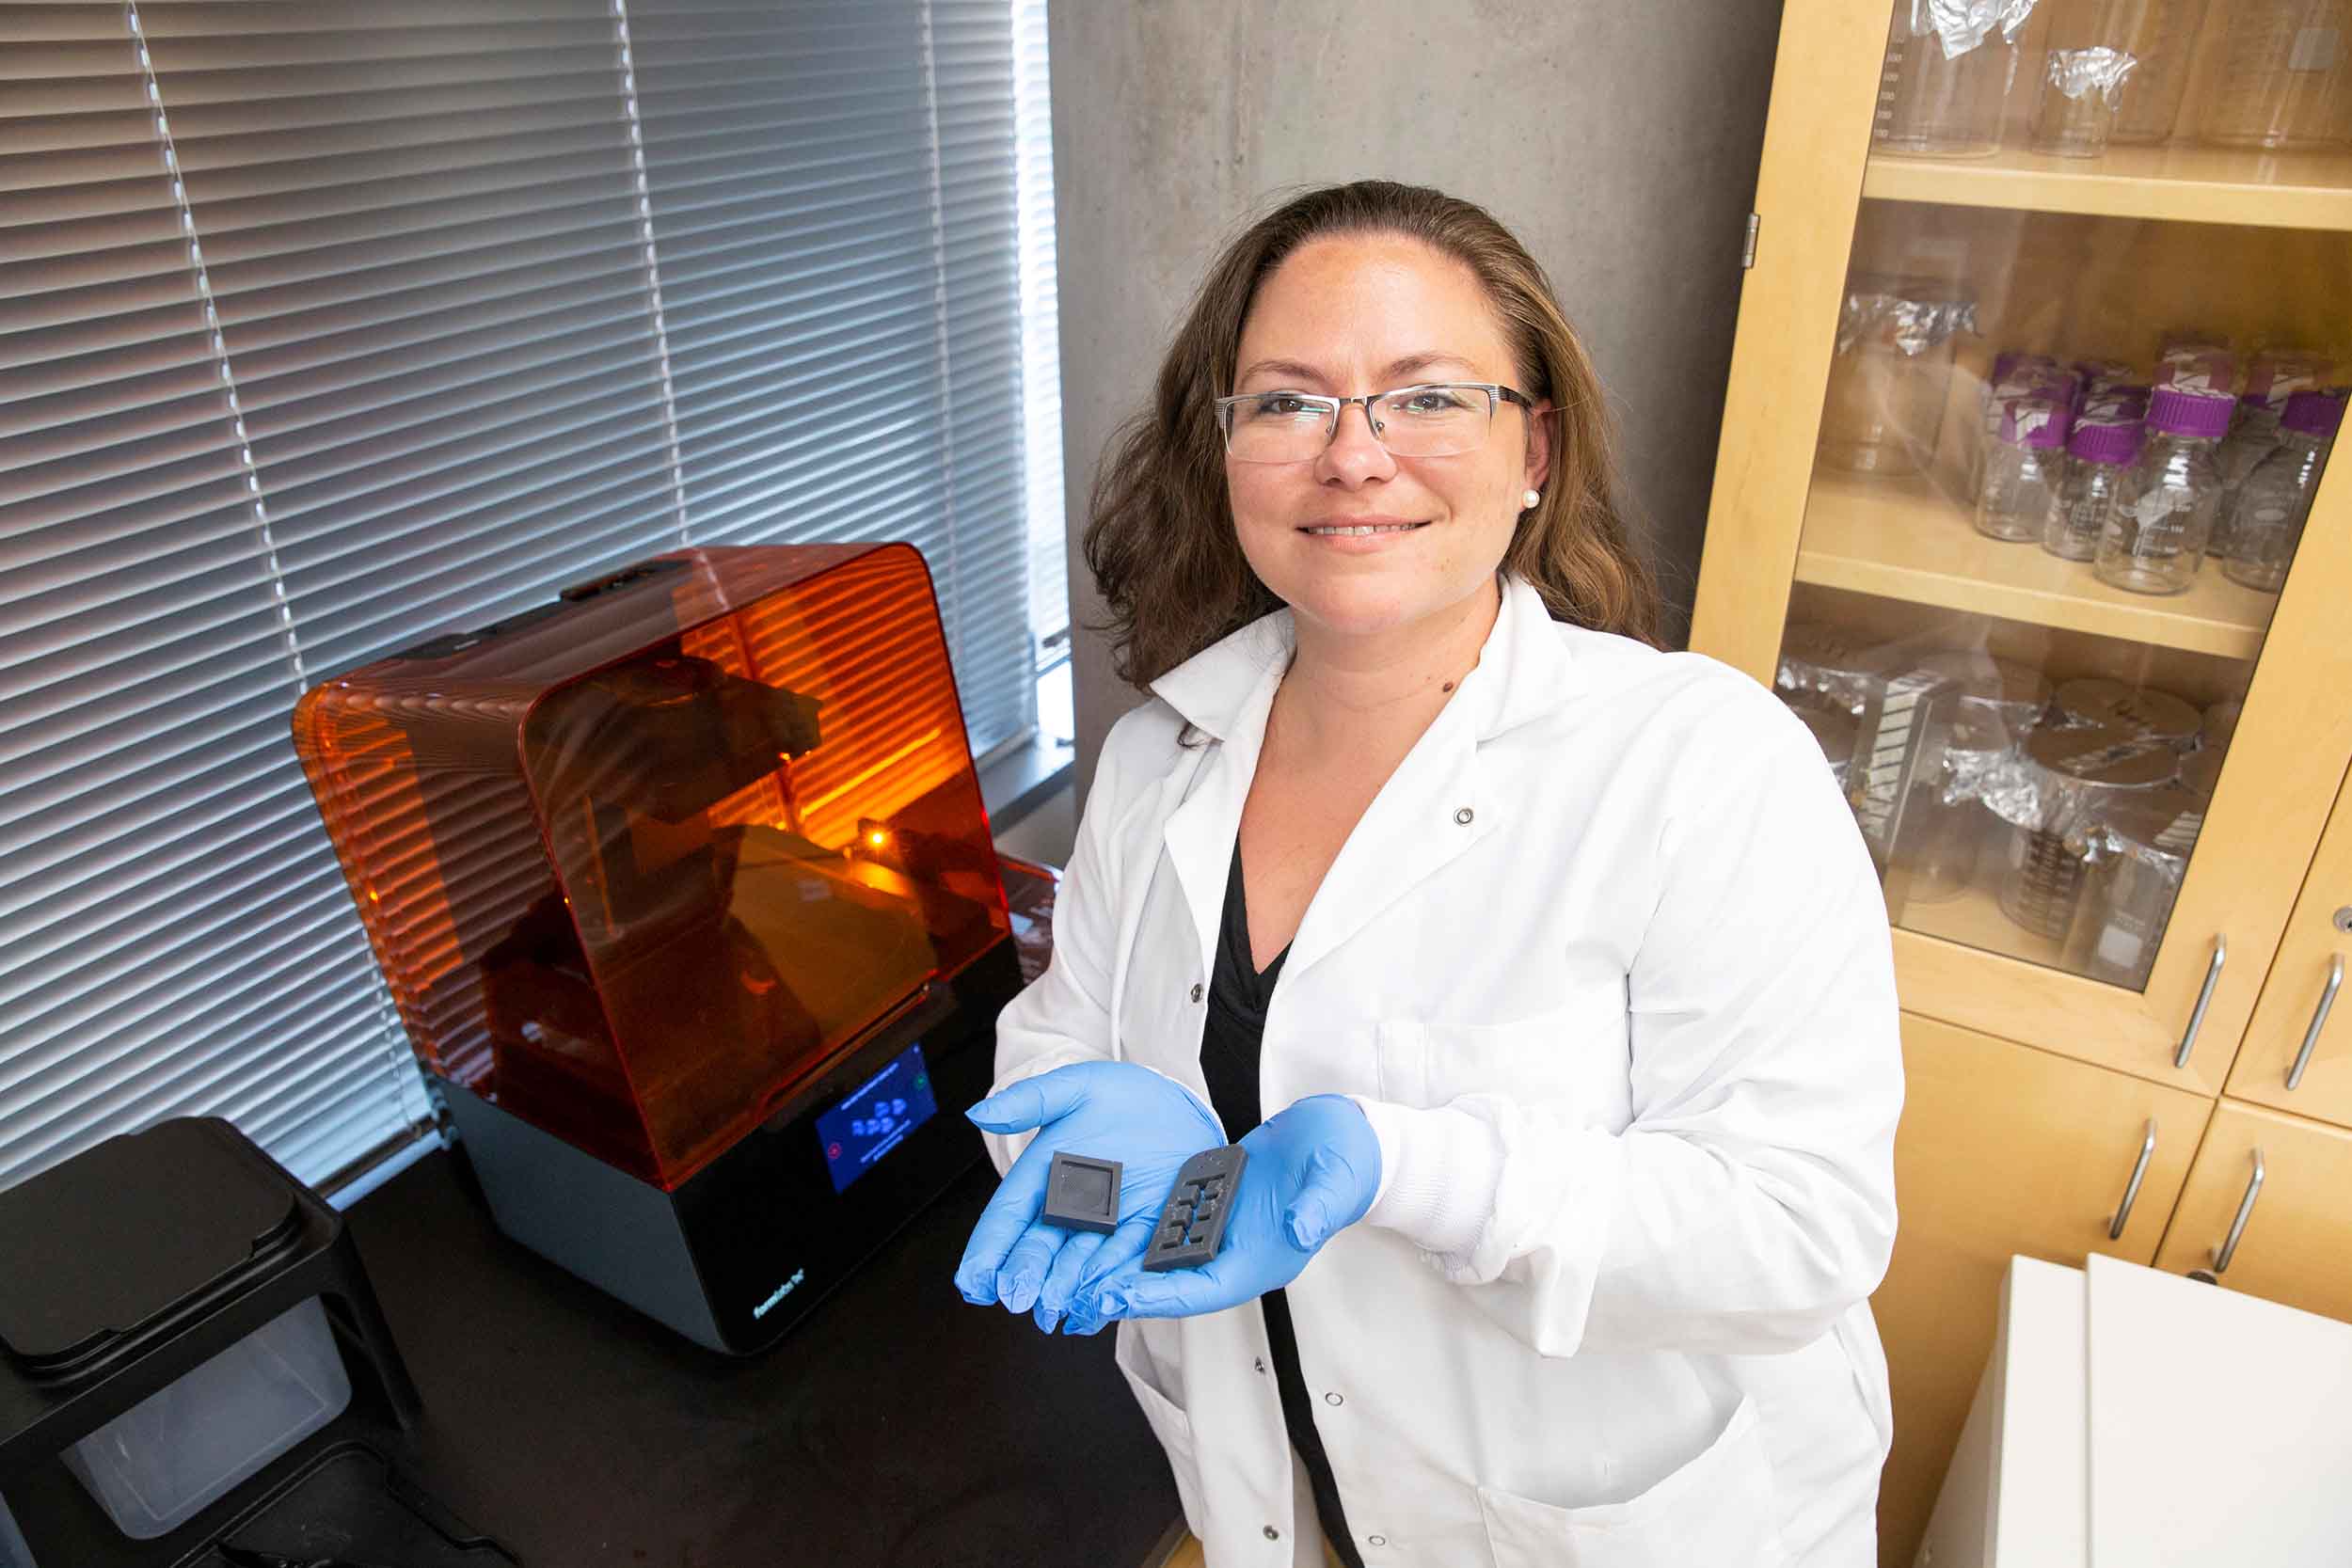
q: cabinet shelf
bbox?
[1796,470,2277,659]
[1864,145,2352,230]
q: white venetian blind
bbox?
[0,4,442,1195]
[0,0,1054,1196]
[626,0,1035,759]
[1011,0,1065,667]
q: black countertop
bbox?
[343,1143,1182,1568]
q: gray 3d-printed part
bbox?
[1142,1146,1246,1273]
[1042,1152,1121,1234]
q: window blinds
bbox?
[625,0,1034,759]
[0,0,1048,1196]
[1010,0,1064,667]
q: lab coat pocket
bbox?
[1114,1319,1207,1535]
[1475,1396,1788,1567]
[1380,985,1630,1127]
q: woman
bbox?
[954,182,1900,1567]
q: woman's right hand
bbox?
[953,1061,1223,1332]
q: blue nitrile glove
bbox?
[953,1061,1224,1332]
[1069,1094,1381,1325]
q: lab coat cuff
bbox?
[1350,1096,1502,1265]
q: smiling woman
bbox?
[961,181,1902,1568]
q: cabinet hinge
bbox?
[1741,212,1760,271]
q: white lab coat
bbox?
[985,575,1902,1567]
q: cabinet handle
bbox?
[2209,1147,2266,1275]
[2284,954,2344,1091]
[2173,935,2227,1069]
[2106,1117,2156,1241]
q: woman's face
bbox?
[1224,231,1549,645]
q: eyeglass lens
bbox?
[1223,386,1494,463]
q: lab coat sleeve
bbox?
[977,721,1136,1179]
[1358,699,1902,1358]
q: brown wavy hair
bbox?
[1082,180,1661,689]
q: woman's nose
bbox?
[1317,401,1396,485]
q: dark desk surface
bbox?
[347,1145,1181,1568]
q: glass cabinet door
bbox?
[1697,0,2352,1091]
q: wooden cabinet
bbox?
[1697,0,2352,1097]
[2153,1101,2352,1323]
[1876,1016,2209,1567]
[2224,765,2352,1131]
[1692,4,2352,1563]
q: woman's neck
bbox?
[1270,577,1502,761]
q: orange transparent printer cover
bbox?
[292,546,1009,1191]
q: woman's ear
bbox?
[1523,408,1552,497]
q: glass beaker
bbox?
[2188,0,2352,150]
[2074,787,2204,989]
[2109,0,2213,143]
[1819,277,1977,476]
[2030,0,2145,155]
[1891,710,2010,904]
[1987,724,2177,940]
[1877,0,2033,156]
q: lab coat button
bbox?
[1368,1535,1388,1548]
[1254,1356,1267,1373]
[1263,1527,1280,1541]
[1324,1391,1343,1406]
[1189,982,1203,1003]
[1453,806,1473,825]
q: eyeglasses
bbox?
[1214,382,1539,464]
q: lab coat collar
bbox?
[1145,574,1582,987]
[1146,573,1585,743]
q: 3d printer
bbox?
[292,545,1021,1354]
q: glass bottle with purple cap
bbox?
[2045,412,2142,562]
[2212,351,2330,559]
[2095,383,2234,594]
[1976,395,2071,544]
[2224,388,2346,593]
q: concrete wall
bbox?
[1047,0,1787,800]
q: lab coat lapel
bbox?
[1151,617,1292,993]
[1144,576,1579,990]
[1281,689,1495,981]
[1280,575,1574,981]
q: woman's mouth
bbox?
[1300,520,1429,537]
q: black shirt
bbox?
[1196,839,1364,1568]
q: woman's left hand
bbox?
[1065,1094,1381,1329]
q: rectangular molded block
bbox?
[1042,1153,1123,1234]
[1142,1147,1247,1273]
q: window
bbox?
[0,0,1061,1197]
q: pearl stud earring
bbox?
[1522,488,1542,510]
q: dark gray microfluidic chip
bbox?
[1042,1151,1122,1233]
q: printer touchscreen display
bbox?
[816,1043,939,1193]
